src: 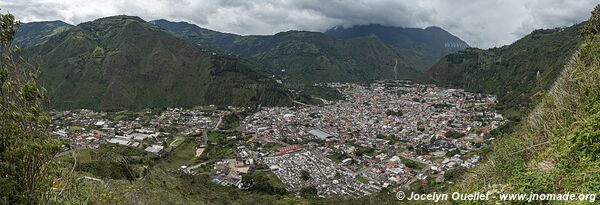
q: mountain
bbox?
[14,20,72,48]
[231,31,419,83]
[325,24,469,71]
[26,16,293,110]
[458,6,600,199]
[420,23,583,119]
[151,20,468,83]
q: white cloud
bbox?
[0,0,596,48]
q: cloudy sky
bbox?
[0,0,597,48]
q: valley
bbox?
[1,2,599,204]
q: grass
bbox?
[57,148,93,163]
[400,156,426,170]
[111,114,127,121]
[327,152,350,163]
[157,139,198,170]
[207,132,220,142]
[67,126,84,132]
[198,132,237,162]
[355,175,369,184]
[262,143,284,152]
[251,171,286,190]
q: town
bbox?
[49,80,505,198]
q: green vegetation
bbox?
[262,143,284,152]
[300,186,318,198]
[400,156,425,170]
[220,109,254,130]
[67,125,85,132]
[168,136,186,148]
[300,170,311,181]
[385,109,403,117]
[242,171,287,195]
[356,175,369,184]
[353,144,376,157]
[299,85,344,101]
[62,144,157,180]
[444,130,465,139]
[0,13,61,204]
[293,85,344,105]
[421,22,584,119]
[14,20,72,48]
[198,132,237,161]
[444,168,466,182]
[157,139,197,170]
[327,151,351,162]
[445,148,460,157]
[457,6,600,204]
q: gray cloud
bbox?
[0,0,596,48]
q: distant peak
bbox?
[22,20,71,26]
[425,26,443,30]
[91,15,146,23]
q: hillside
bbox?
[325,24,469,71]
[14,20,72,48]
[151,20,467,83]
[420,23,583,119]
[457,6,600,204]
[27,16,293,110]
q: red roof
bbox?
[275,145,300,155]
[385,161,397,169]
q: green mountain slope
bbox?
[28,16,292,110]
[420,23,583,119]
[152,20,464,83]
[458,6,600,203]
[325,24,469,71]
[244,31,419,83]
[14,20,72,48]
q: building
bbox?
[274,145,300,155]
[308,129,334,140]
[144,145,164,154]
[108,137,130,145]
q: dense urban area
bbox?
[51,81,505,197]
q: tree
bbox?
[583,5,600,36]
[299,186,318,198]
[0,11,60,204]
[385,109,403,117]
[300,170,311,181]
[444,130,466,139]
[240,173,286,195]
